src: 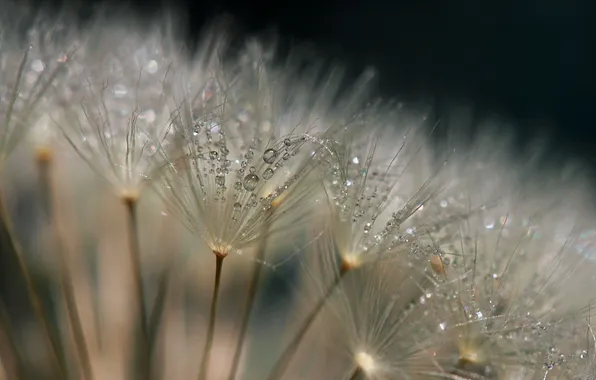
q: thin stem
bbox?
[123,197,150,380]
[226,220,270,380]
[197,254,225,380]
[0,190,67,380]
[0,297,27,379]
[266,267,348,380]
[37,154,94,380]
[348,367,364,380]
[147,262,173,378]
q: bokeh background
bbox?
[53,0,596,171]
[1,0,594,377]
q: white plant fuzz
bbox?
[49,24,190,197]
[156,43,368,259]
[318,108,445,271]
[0,14,69,164]
[1,4,596,380]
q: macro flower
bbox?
[156,42,372,260]
[319,107,445,272]
[1,3,596,380]
[47,23,188,198]
[0,12,70,164]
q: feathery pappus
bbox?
[1,2,595,380]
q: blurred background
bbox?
[50,0,596,172]
[1,0,595,377]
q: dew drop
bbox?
[215,175,225,186]
[209,151,218,160]
[263,148,278,164]
[243,174,259,191]
[31,59,44,72]
[249,166,256,174]
[263,168,274,180]
[283,138,291,146]
[113,84,127,97]
[233,202,242,210]
[146,60,158,74]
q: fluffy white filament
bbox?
[0,4,595,380]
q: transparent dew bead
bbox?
[263,168,274,180]
[243,174,260,191]
[262,148,278,164]
[283,138,291,146]
[233,202,242,210]
[209,151,218,160]
[215,175,225,186]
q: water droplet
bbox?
[209,151,218,160]
[31,59,44,72]
[233,202,242,210]
[263,168,274,180]
[263,148,278,164]
[249,166,256,174]
[113,84,127,97]
[283,138,291,146]
[243,174,259,191]
[146,60,158,74]
[215,175,225,186]
[245,151,254,160]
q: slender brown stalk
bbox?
[0,297,26,379]
[122,196,150,380]
[266,266,349,380]
[0,185,67,380]
[348,367,364,380]
[36,150,94,380]
[197,253,225,380]
[147,263,173,368]
[226,218,270,380]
